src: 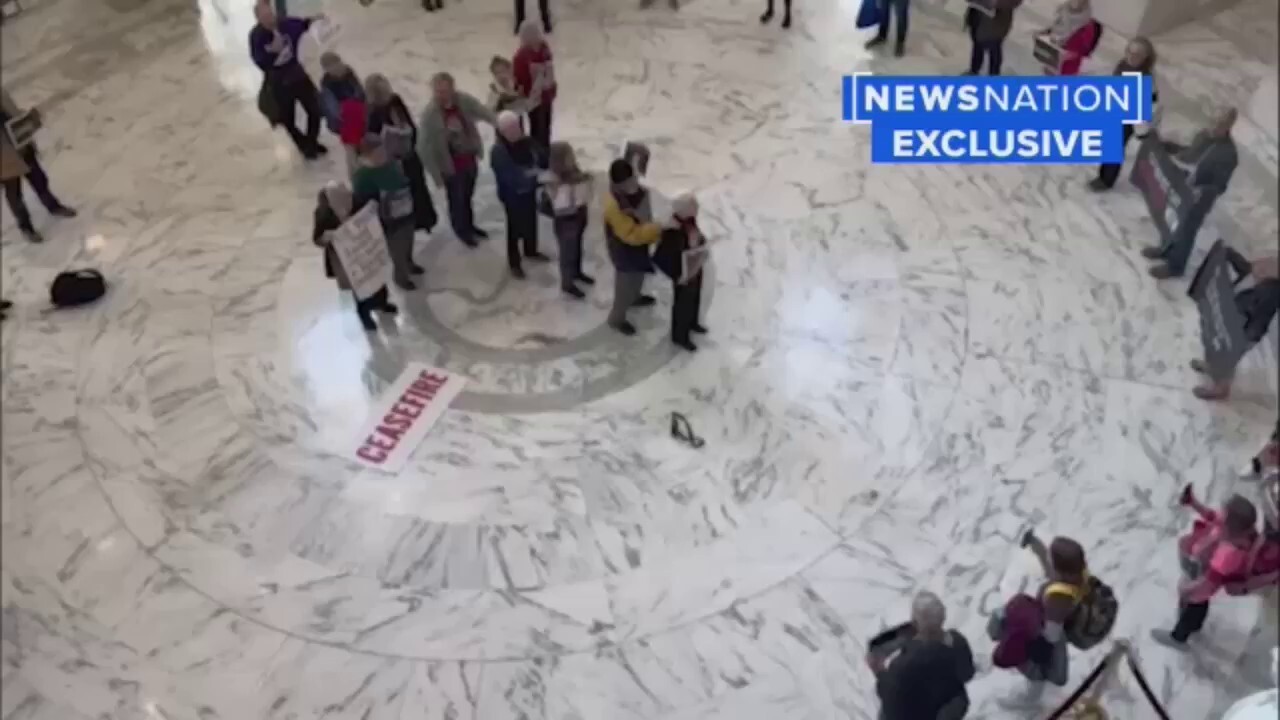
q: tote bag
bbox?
[856,0,881,29]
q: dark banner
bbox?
[1187,240,1251,380]
[1130,137,1219,274]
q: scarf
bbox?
[1049,0,1091,44]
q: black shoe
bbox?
[894,44,905,57]
[424,0,436,9]
[544,22,553,33]
[49,205,77,218]
[302,147,320,160]
[674,337,697,352]
[460,236,478,248]
[359,315,377,331]
[1140,246,1165,260]
[865,36,886,49]
[411,263,426,275]
[396,279,417,290]
[576,273,596,285]
[691,323,708,334]
[0,300,12,311]
[472,227,490,239]
[380,303,399,315]
[781,13,790,28]
[526,252,551,263]
[21,228,42,243]
[511,266,526,279]
[760,9,773,22]
[563,285,585,299]
[633,295,656,308]
[1088,178,1111,192]
[611,321,637,336]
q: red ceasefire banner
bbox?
[348,364,466,473]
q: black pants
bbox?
[355,286,394,325]
[402,154,438,231]
[504,194,539,269]
[515,0,551,30]
[1172,600,1209,642]
[3,146,62,232]
[272,70,323,154]
[968,36,1004,75]
[444,163,479,243]
[671,273,703,343]
[528,103,553,153]
[763,0,791,15]
[554,208,586,289]
[875,0,909,47]
[1096,124,1136,188]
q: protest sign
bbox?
[1187,240,1250,380]
[330,202,392,301]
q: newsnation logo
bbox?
[842,74,1153,164]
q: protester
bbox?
[759,0,791,28]
[1152,491,1260,649]
[353,136,421,290]
[0,299,11,321]
[1242,421,1280,479]
[365,74,438,234]
[248,1,326,159]
[487,57,529,117]
[653,193,710,351]
[1143,108,1239,279]
[513,0,551,34]
[313,181,398,331]
[1090,37,1158,191]
[0,88,76,243]
[544,141,595,298]
[1188,255,1279,400]
[604,159,662,336]
[422,0,442,11]
[963,0,1023,75]
[490,111,547,279]
[1038,0,1097,76]
[319,52,367,176]
[513,21,556,151]
[868,592,975,720]
[417,72,497,248]
[864,0,910,57]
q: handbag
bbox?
[856,0,881,29]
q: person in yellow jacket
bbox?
[603,159,662,335]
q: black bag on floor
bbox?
[50,269,106,308]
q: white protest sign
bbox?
[346,364,467,473]
[330,202,391,301]
[680,245,710,284]
[309,15,341,47]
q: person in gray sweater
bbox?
[1144,108,1239,279]
[417,72,497,247]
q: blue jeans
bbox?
[875,0,909,47]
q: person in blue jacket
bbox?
[490,111,547,278]
[249,1,326,159]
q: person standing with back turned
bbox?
[513,21,557,152]
[248,1,326,160]
[603,159,662,336]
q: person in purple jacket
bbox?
[249,1,326,159]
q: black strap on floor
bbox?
[1044,654,1112,720]
[670,412,704,448]
[1125,654,1173,720]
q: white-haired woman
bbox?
[490,110,547,278]
[313,181,398,330]
[366,73,438,233]
[652,193,709,351]
[867,592,974,720]
[513,20,556,150]
[544,141,594,298]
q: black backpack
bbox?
[50,269,106,308]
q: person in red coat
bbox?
[513,20,556,151]
[1038,0,1096,76]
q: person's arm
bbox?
[458,91,497,127]
[1191,145,1238,196]
[603,195,662,246]
[416,109,448,186]
[313,204,339,245]
[248,29,273,72]
[1181,546,1243,603]
[952,632,976,683]
[489,144,522,195]
[319,85,341,132]
[1060,22,1095,60]
[1022,531,1051,577]
[513,51,533,97]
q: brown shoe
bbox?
[1149,264,1177,279]
[1140,246,1165,260]
[1193,383,1230,401]
[1189,358,1207,374]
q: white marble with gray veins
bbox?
[0,0,1277,717]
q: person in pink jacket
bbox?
[1037,0,1098,76]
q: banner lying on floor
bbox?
[348,364,466,473]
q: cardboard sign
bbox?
[1130,137,1192,247]
[4,110,39,149]
[348,364,467,473]
[330,202,392,300]
[1188,240,1251,381]
[1033,36,1062,71]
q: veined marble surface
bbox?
[1,0,1277,717]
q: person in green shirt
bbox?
[352,135,423,290]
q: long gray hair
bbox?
[365,73,394,106]
[548,142,588,183]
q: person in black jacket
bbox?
[870,592,974,720]
[653,193,709,351]
[1090,37,1157,191]
[312,182,398,331]
[490,111,548,278]
[1190,258,1279,400]
[963,0,1022,75]
[365,74,438,234]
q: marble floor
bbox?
[1,0,1278,717]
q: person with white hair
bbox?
[513,20,557,150]
[652,192,709,351]
[868,591,975,720]
[490,110,547,278]
[545,141,595,298]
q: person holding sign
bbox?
[1188,253,1278,400]
[319,52,367,177]
[1035,0,1099,76]
[513,21,556,152]
[963,0,1021,75]
[603,159,662,336]
[353,136,422,290]
[544,142,595,298]
[0,88,76,243]
[248,1,327,159]
[1144,109,1239,279]
[1090,37,1158,191]
[653,193,710,352]
[365,74,438,234]
[312,182,398,331]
